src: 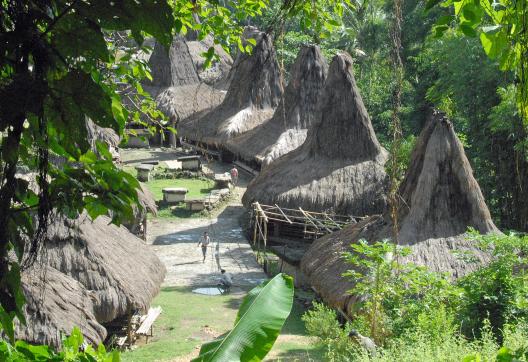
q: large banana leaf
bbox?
[192,273,294,362]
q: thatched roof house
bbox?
[44,214,166,324]
[300,111,499,314]
[225,45,327,167]
[178,27,283,146]
[137,35,226,129]
[16,214,166,347]
[242,52,388,216]
[154,83,225,125]
[125,183,158,239]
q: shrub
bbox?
[457,230,528,340]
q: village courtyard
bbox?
[119,148,323,362]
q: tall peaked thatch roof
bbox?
[225,45,327,166]
[242,52,388,215]
[186,36,233,88]
[300,111,499,314]
[142,35,226,126]
[43,214,166,324]
[178,27,283,145]
[148,35,200,88]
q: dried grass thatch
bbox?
[242,52,388,215]
[86,118,120,160]
[186,35,233,88]
[16,213,165,348]
[148,35,200,88]
[225,45,327,166]
[125,182,158,236]
[142,35,227,128]
[178,27,283,146]
[17,265,106,348]
[155,83,225,124]
[42,214,166,324]
[137,183,157,216]
[300,111,499,314]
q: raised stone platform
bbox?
[214,173,232,189]
[162,187,188,204]
[177,155,201,171]
[135,164,154,182]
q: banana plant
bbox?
[192,273,294,362]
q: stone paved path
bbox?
[123,148,266,289]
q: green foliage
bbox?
[0,327,119,361]
[429,0,528,122]
[303,302,344,341]
[384,135,416,181]
[192,273,294,362]
[302,302,358,361]
[0,0,179,332]
[342,240,459,343]
[457,230,528,340]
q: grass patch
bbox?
[122,287,321,362]
[145,178,214,201]
[144,178,215,220]
[122,286,241,362]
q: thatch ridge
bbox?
[178,27,283,145]
[300,111,499,315]
[225,45,327,166]
[242,52,388,216]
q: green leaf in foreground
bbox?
[192,273,294,362]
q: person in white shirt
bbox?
[197,231,211,263]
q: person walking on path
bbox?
[230,165,239,186]
[197,231,211,263]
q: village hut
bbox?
[13,174,163,347]
[300,110,499,315]
[225,45,327,167]
[178,27,283,146]
[42,214,166,325]
[242,52,388,216]
[142,35,226,146]
[17,265,106,349]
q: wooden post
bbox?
[253,213,258,245]
[257,216,261,262]
[263,219,268,273]
[142,216,148,241]
[126,307,133,347]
